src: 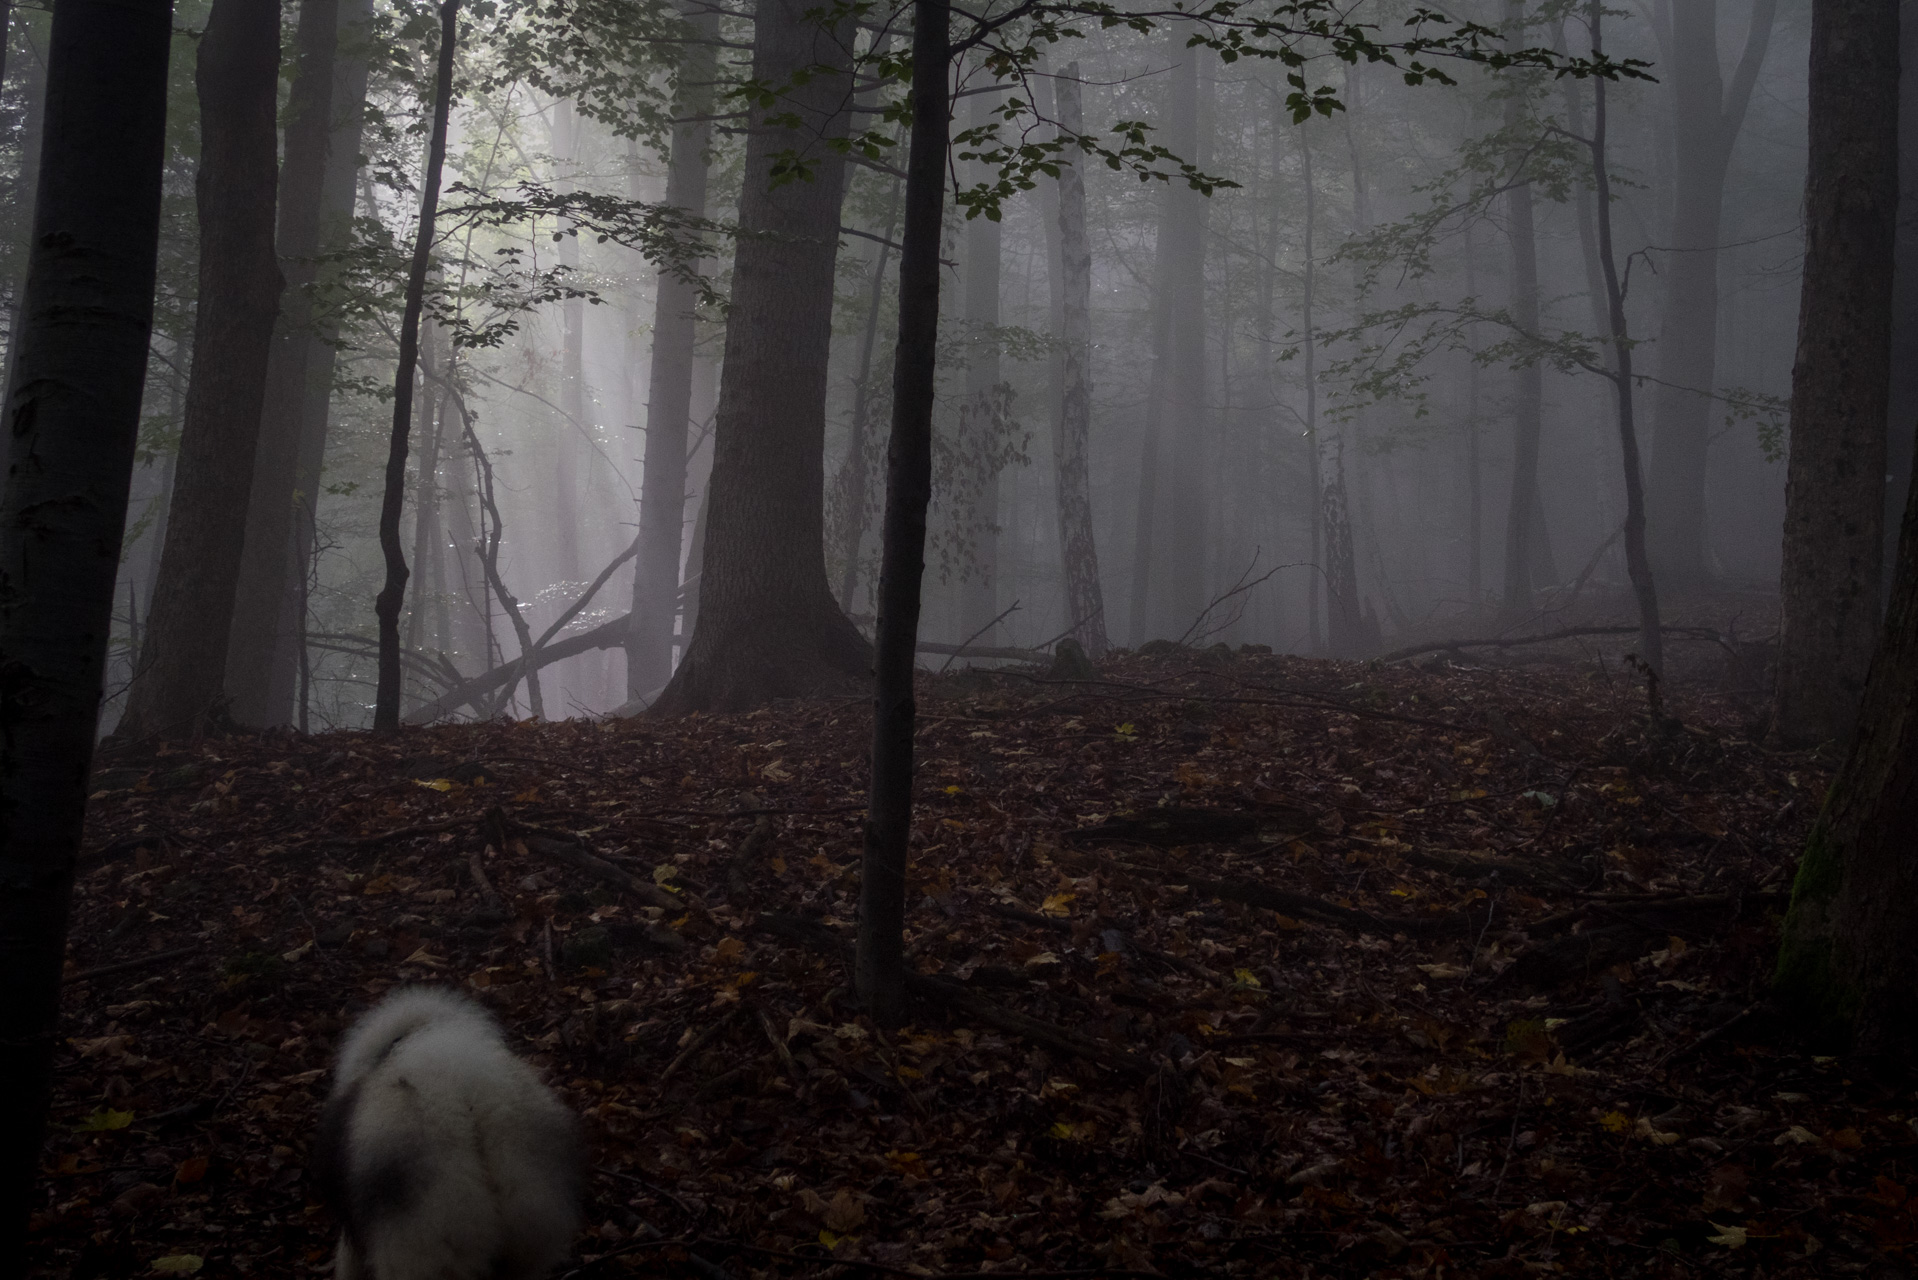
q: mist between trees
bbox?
[24,0,1867,744]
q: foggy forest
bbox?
[5,0,1918,1273]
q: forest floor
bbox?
[33,630,1916,1279]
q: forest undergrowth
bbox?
[37,642,1913,1279]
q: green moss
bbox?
[1787,817,1844,910]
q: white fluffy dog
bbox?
[315,987,581,1280]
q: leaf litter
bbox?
[35,646,1915,1277]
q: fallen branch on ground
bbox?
[1376,624,1728,666]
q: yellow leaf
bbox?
[413,778,455,793]
[512,788,542,803]
[151,1256,204,1274]
[1233,968,1263,988]
[1599,1111,1630,1133]
[817,1230,841,1249]
[76,1108,134,1132]
[1041,892,1075,918]
[1115,723,1137,737]
[652,864,680,886]
[712,936,746,964]
[1706,1223,1748,1249]
[944,785,963,796]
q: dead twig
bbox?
[64,944,201,986]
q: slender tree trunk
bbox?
[404,322,445,699]
[831,171,900,610]
[650,0,869,714]
[1773,0,1897,745]
[1499,0,1546,616]
[1051,63,1108,656]
[1324,78,1365,651]
[959,72,1003,639]
[1464,225,1484,607]
[0,0,172,1248]
[372,0,457,732]
[226,0,338,726]
[118,0,282,741]
[1587,0,1663,674]
[628,3,716,699]
[553,99,584,587]
[1301,125,1324,653]
[856,0,947,1026]
[1644,0,1778,592]
[1888,3,1918,577]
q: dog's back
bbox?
[316,987,580,1280]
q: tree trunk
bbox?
[1644,0,1778,593]
[225,0,338,726]
[1777,429,1918,1060]
[830,170,899,610]
[0,0,172,1248]
[117,0,282,741]
[403,322,445,701]
[1300,124,1324,653]
[1499,0,1546,616]
[1051,64,1109,657]
[1132,34,1208,642]
[1587,0,1663,674]
[553,99,584,587]
[627,3,716,699]
[650,0,870,714]
[1886,6,1918,576]
[856,0,948,1026]
[372,0,457,732]
[959,73,1003,640]
[1773,0,1898,746]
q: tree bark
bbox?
[225,0,339,726]
[117,0,282,741]
[0,0,172,1248]
[650,0,870,714]
[1773,0,1897,746]
[259,0,375,724]
[553,98,584,587]
[372,0,457,732]
[856,0,948,1026]
[627,2,716,699]
[1887,4,1918,574]
[1777,432,1918,1060]
[1051,64,1109,657]
[1643,0,1778,592]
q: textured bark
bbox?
[1773,0,1898,746]
[1888,7,1918,568]
[650,0,869,714]
[1050,65,1108,657]
[1777,448,1918,1058]
[118,0,282,741]
[372,0,457,732]
[627,3,716,699]
[857,0,948,1026]
[0,0,172,1248]
[958,75,1003,638]
[225,0,338,726]
[1643,0,1777,592]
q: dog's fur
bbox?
[314,987,580,1280]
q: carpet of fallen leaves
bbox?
[34,640,1918,1279]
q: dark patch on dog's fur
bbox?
[312,1079,359,1224]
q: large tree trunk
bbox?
[1642,0,1777,592]
[1887,4,1918,574]
[1777,442,1918,1060]
[1131,35,1208,642]
[0,0,172,1247]
[117,0,282,741]
[856,0,948,1026]
[627,2,716,699]
[650,0,869,714]
[1772,0,1898,746]
[1050,64,1108,657]
[225,0,339,726]
[372,0,457,731]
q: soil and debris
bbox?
[34,644,1914,1278]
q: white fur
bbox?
[318,987,580,1280]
